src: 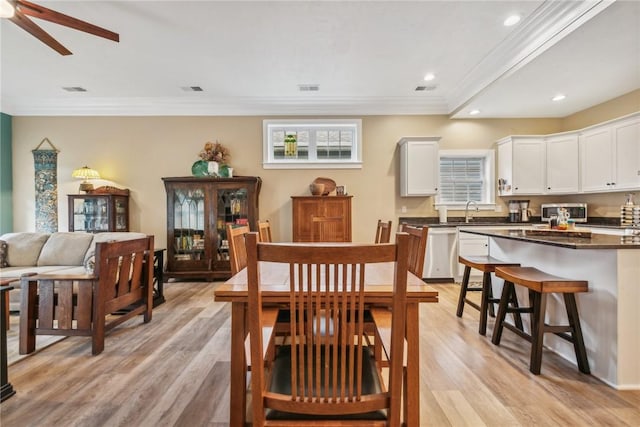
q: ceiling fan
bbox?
[1,0,118,55]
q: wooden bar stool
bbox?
[491,266,590,375]
[456,255,521,335]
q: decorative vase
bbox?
[207,161,219,176]
[309,183,325,196]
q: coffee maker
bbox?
[508,200,521,222]
[520,200,531,222]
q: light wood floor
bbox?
[1,281,639,426]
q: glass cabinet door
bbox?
[171,188,208,267]
[215,188,249,267]
[73,197,109,232]
[115,198,127,231]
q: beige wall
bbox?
[10,92,638,248]
[561,89,640,130]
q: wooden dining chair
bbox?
[400,223,428,279]
[375,219,392,244]
[310,216,344,242]
[258,220,273,243]
[226,224,251,276]
[245,232,409,426]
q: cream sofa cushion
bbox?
[38,232,94,266]
[1,232,50,266]
[83,232,148,264]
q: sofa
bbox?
[0,231,149,311]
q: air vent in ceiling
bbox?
[415,85,437,92]
[62,86,87,92]
[298,84,320,92]
[181,86,204,92]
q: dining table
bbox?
[214,260,439,426]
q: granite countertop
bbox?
[460,228,640,249]
[399,216,627,229]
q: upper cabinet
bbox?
[498,112,639,196]
[546,133,580,194]
[580,114,640,193]
[398,137,440,197]
[497,136,546,195]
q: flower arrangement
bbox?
[198,141,230,164]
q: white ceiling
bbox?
[1,0,639,118]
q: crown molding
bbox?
[1,95,451,116]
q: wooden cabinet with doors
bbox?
[163,176,261,281]
[68,193,129,233]
[292,196,352,242]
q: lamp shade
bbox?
[71,166,100,180]
[72,166,100,192]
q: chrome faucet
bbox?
[465,200,479,223]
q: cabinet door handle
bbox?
[547,187,551,190]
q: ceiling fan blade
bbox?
[15,0,119,42]
[9,10,72,55]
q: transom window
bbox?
[263,119,362,169]
[437,149,495,207]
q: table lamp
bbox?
[71,166,100,192]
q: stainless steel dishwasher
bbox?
[422,227,457,282]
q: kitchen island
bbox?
[460,228,640,390]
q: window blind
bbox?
[439,157,484,203]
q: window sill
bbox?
[263,162,362,170]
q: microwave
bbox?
[541,203,588,223]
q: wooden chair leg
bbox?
[529,292,546,375]
[487,277,496,318]
[491,281,513,345]
[456,266,471,317]
[19,280,37,355]
[564,293,590,374]
[510,288,524,331]
[478,271,491,335]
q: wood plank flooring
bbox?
[1,281,638,426]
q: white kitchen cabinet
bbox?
[456,230,488,279]
[546,133,580,194]
[580,114,640,193]
[497,136,546,195]
[612,116,640,191]
[398,137,440,196]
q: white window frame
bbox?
[263,119,362,169]
[435,149,495,210]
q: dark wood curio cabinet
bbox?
[68,194,129,233]
[162,176,261,281]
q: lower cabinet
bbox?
[292,196,352,242]
[456,231,489,279]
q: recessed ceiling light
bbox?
[469,109,480,116]
[503,15,521,26]
[423,73,435,81]
[552,94,566,102]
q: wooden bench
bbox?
[491,266,590,375]
[456,255,521,335]
[20,237,154,355]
